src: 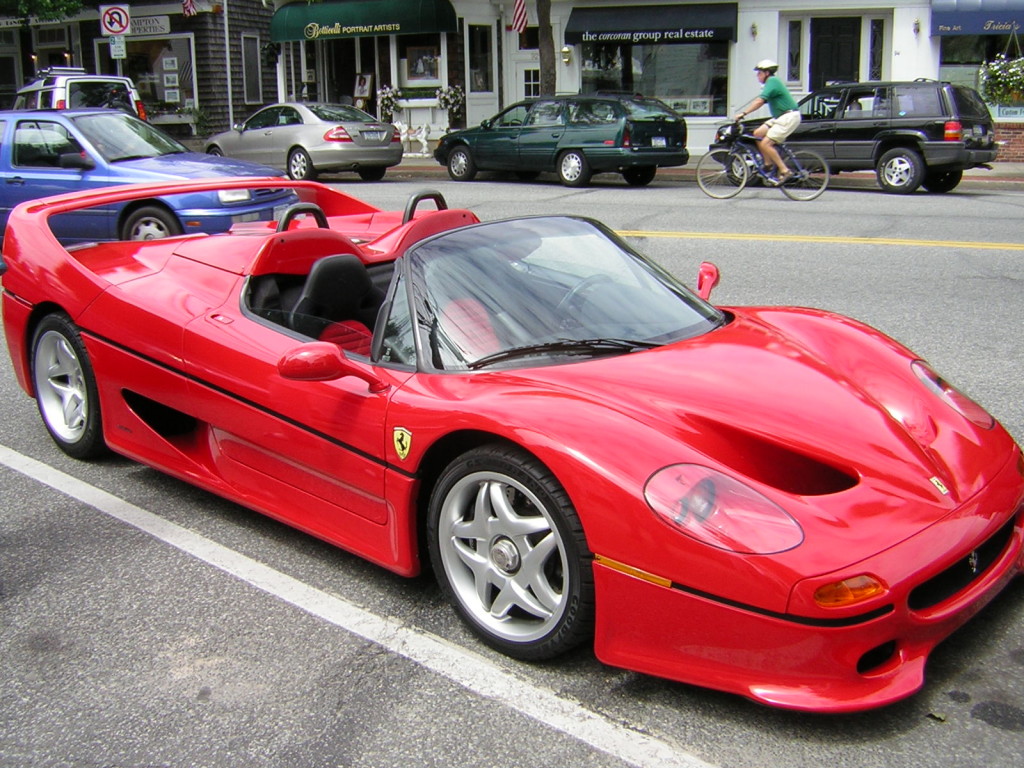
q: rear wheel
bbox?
[206,145,223,156]
[922,168,963,193]
[780,150,830,201]
[622,166,657,186]
[877,147,924,194]
[696,148,748,199]
[288,147,316,180]
[557,150,592,187]
[428,443,594,660]
[121,205,182,241]
[357,166,387,181]
[447,146,478,181]
[31,314,106,460]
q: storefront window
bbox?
[940,34,1017,91]
[97,35,196,117]
[469,24,493,92]
[580,42,728,116]
[398,33,442,93]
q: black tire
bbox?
[557,149,592,187]
[446,146,477,181]
[31,314,106,460]
[922,168,963,193]
[357,166,387,181]
[427,443,594,661]
[288,147,317,180]
[876,147,925,194]
[779,150,830,201]
[205,145,223,156]
[622,166,657,186]
[121,205,183,241]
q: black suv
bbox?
[713,80,998,193]
[434,94,688,187]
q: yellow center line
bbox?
[617,230,1024,251]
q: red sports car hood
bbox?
[502,308,1016,565]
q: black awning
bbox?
[271,0,457,43]
[931,0,1024,35]
[564,3,737,45]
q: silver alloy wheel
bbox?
[33,329,89,444]
[436,470,569,644]
[130,215,172,240]
[881,156,915,188]
[449,150,468,176]
[288,148,312,179]
[560,152,584,182]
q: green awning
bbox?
[271,0,457,42]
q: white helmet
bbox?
[754,59,779,72]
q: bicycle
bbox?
[696,121,830,201]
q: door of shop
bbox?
[810,17,860,90]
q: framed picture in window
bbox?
[163,73,179,88]
[165,89,180,103]
[407,46,438,81]
[354,73,372,99]
[163,57,178,71]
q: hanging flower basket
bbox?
[436,85,466,128]
[980,54,1024,106]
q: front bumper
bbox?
[593,451,1024,712]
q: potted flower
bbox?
[436,84,465,127]
[376,84,403,122]
[980,54,1024,106]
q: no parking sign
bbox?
[99,5,131,37]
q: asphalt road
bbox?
[2,175,1023,768]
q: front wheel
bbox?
[557,150,592,187]
[121,205,183,241]
[427,443,594,660]
[780,150,830,201]
[31,314,106,459]
[446,146,477,181]
[696,148,748,198]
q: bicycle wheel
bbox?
[780,149,830,201]
[696,148,748,199]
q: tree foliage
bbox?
[0,1,84,22]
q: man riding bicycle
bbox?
[734,60,800,184]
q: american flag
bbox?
[512,0,528,34]
[182,0,198,17]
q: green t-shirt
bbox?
[760,76,798,117]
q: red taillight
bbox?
[944,120,962,141]
[136,101,147,120]
[324,126,353,142]
[391,129,401,143]
[622,125,631,147]
[56,99,66,109]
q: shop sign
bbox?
[304,22,401,40]
[130,16,171,36]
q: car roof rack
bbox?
[35,66,89,76]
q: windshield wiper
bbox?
[468,337,659,370]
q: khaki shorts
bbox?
[765,111,801,143]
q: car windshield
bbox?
[308,103,376,122]
[404,217,725,371]
[71,112,187,162]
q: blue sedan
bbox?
[0,109,295,242]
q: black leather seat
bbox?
[287,253,384,340]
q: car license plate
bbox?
[362,131,383,142]
[652,136,667,147]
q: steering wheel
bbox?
[555,274,614,315]
[275,202,329,232]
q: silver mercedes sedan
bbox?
[205,102,403,181]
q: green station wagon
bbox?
[434,94,688,187]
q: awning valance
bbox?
[271,0,457,43]
[564,3,737,45]
[931,0,1024,35]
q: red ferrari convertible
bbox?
[2,179,1021,712]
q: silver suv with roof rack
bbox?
[12,67,146,120]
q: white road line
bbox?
[0,444,718,768]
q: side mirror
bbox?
[59,151,95,170]
[696,261,720,301]
[278,342,389,393]
[233,123,244,132]
[480,118,493,129]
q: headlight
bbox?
[218,188,253,204]
[644,464,803,554]
[911,361,994,429]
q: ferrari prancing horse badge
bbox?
[393,427,412,460]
